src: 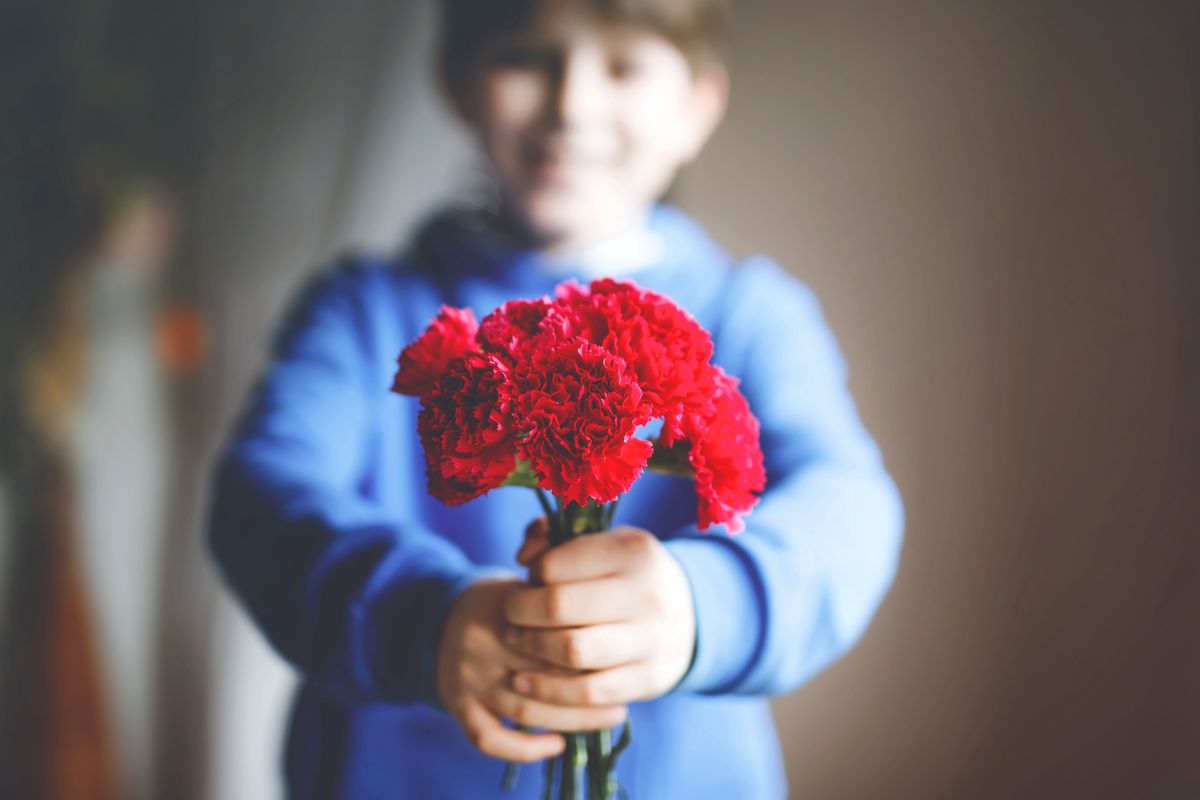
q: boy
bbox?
[209,0,904,797]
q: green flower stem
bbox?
[501,757,520,792]
[534,486,555,521]
[585,733,597,798]
[646,437,695,478]
[553,495,569,546]
[586,727,614,799]
[503,492,632,798]
[542,755,556,800]
[606,719,632,793]
[585,731,599,799]
[561,734,582,799]
[602,497,619,530]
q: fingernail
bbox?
[513,674,531,694]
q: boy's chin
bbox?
[517,198,643,252]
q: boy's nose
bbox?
[550,54,610,128]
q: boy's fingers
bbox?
[504,576,636,628]
[530,526,656,585]
[516,517,551,567]
[460,700,564,762]
[506,622,651,671]
[510,663,652,707]
[497,644,557,673]
[487,689,626,733]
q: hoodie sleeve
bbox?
[208,265,499,707]
[666,257,904,696]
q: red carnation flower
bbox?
[682,368,766,533]
[392,305,479,397]
[478,297,555,357]
[418,352,517,505]
[554,280,714,445]
[511,337,653,506]
[393,279,765,536]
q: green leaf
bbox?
[646,438,695,479]
[501,458,539,488]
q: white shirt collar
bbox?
[536,225,666,279]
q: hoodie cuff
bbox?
[663,532,765,695]
[356,564,513,708]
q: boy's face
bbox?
[451,0,726,250]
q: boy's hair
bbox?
[439,0,730,95]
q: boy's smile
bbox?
[450,0,727,253]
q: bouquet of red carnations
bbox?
[391,278,765,799]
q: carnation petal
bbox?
[392,305,479,397]
[417,352,517,504]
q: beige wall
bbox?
[38,1,1191,797]
[679,2,1198,796]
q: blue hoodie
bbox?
[209,205,904,799]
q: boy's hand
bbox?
[504,523,697,708]
[436,577,627,762]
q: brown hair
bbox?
[438,0,730,95]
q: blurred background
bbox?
[1,0,1196,798]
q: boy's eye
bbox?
[607,56,644,80]
[488,45,559,73]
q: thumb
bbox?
[516,516,552,569]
